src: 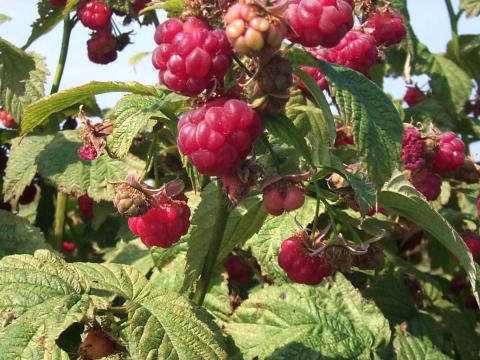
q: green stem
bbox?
[51,17,74,251]
[310,181,322,236]
[53,192,68,251]
[50,17,73,94]
[444,0,461,62]
[260,134,281,173]
[192,185,230,306]
[232,53,254,77]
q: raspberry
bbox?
[295,48,330,91]
[19,183,37,205]
[256,56,292,94]
[78,194,94,220]
[262,182,305,216]
[463,231,480,259]
[128,200,191,248]
[410,171,442,201]
[224,2,287,54]
[334,127,354,147]
[78,144,98,160]
[431,131,465,174]
[80,330,116,359]
[0,110,17,129]
[224,255,253,284]
[134,0,149,14]
[401,126,425,171]
[365,10,406,47]
[87,30,118,65]
[77,0,112,30]
[278,233,332,285]
[63,241,77,252]
[152,17,232,96]
[49,0,66,6]
[177,98,262,176]
[404,86,425,106]
[450,274,467,295]
[284,0,354,48]
[328,30,379,76]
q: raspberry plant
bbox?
[0,0,480,359]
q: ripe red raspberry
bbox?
[431,131,465,174]
[78,144,98,160]
[463,231,480,259]
[410,171,442,201]
[284,0,354,48]
[278,233,332,285]
[224,255,253,284]
[401,126,425,171]
[49,0,67,6]
[87,30,118,65]
[224,2,287,54]
[133,0,149,14]
[80,330,116,359]
[450,274,467,295]
[328,30,379,76]
[334,127,354,147]
[19,183,37,205]
[0,110,17,129]
[78,194,94,220]
[77,0,112,30]
[365,10,406,47]
[404,86,425,106]
[128,200,191,248]
[177,98,262,176]
[152,17,232,96]
[295,48,330,91]
[262,182,305,216]
[63,241,77,252]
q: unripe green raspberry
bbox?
[113,183,154,217]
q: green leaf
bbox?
[126,290,227,359]
[181,183,229,293]
[0,251,90,359]
[104,238,153,275]
[0,210,52,258]
[460,0,480,17]
[111,93,185,158]
[74,262,150,301]
[447,34,480,81]
[378,172,478,305]
[225,274,391,359]
[287,50,403,186]
[292,69,336,146]
[128,51,152,67]
[142,0,185,18]
[263,113,314,167]
[0,37,48,122]
[21,81,157,134]
[2,134,54,203]
[36,130,145,201]
[23,0,64,49]
[429,54,472,114]
[246,197,318,281]
[215,195,268,269]
[393,325,451,360]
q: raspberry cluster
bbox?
[278,233,333,285]
[0,109,17,129]
[128,198,191,248]
[177,98,261,175]
[152,17,232,96]
[401,126,465,201]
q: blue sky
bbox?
[1,0,480,155]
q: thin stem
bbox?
[232,53,254,77]
[153,133,160,187]
[141,130,159,181]
[260,134,280,173]
[310,181,322,236]
[444,0,461,63]
[53,192,68,251]
[192,184,230,306]
[50,16,73,94]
